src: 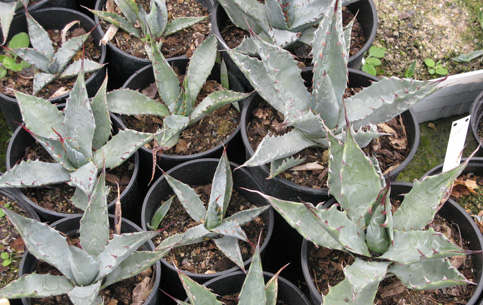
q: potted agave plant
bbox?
[141,151,274,300]
[91,0,210,87]
[0,7,106,131]
[0,172,169,305]
[107,34,249,182]
[251,122,483,304]
[0,69,154,223]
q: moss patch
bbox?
[0,114,11,173]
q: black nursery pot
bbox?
[119,57,247,188]
[0,7,107,132]
[18,215,162,305]
[188,271,311,305]
[470,90,483,146]
[5,115,141,224]
[141,158,274,302]
[301,182,483,305]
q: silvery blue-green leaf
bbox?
[178,272,222,305]
[53,33,90,73]
[389,258,473,290]
[0,274,73,299]
[68,161,98,196]
[67,282,101,305]
[150,196,174,230]
[10,47,51,73]
[102,249,168,288]
[452,50,483,63]
[269,156,305,178]
[159,224,209,250]
[63,71,94,160]
[60,59,104,79]
[185,35,217,105]
[60,137,91,169]
[217,0,268,33]
[93,129,155,169]
[269,28,300,48]
[265,0,287,29]
[290,0,331,32]
[234,37,259,55]
[311,0,347,128]
[25,11,54,58]
[349,124,384,148]
[146,0,168,37]
[211,220,248,242]
[147,42,180,109]
[238,243,265,304]
[71,187,89,210]
[90,76,112,150]
[0,160,70,187]
[106,88,169,116]
[95,230,160,281]
[90,10,141,38]
[326,127,344,200]
[393,156,469,231]
[298,26,316,45]
[80,171,109,257]
[223,205,269,227]
[288,111,326,139]
[213,236,245,270]
[381,229,466,264]
[365,185,391,254]
[343,77,440,131]
[68,245,100,286]
[164,172,206,222]
[29,132,78,171]
[114,0,139,25]
[244,129,315,168]
[343,17,355,56]
[15,91,64,138]
[33,72,57,95]
[189,90,249,125]
[2,207,76,282]
[0,1,19,45]
[156,114,189,150]
[164,16,207,36]
[205,151,232,229]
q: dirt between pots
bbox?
[220,7,366,68]
[247,100,409,189]
[19,142,134,214]
[309,211,476,305]
[0,26,102,100]
[152,185,267,274]
[450,173,483,234]
[121,80,240,156]
[99,0,211,59]
[0,194,27,289]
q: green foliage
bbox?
[452,50,483,63]
[362,46,386,76]
[0,175,170,305]
[0,32,31,79]
[424,58,448,75]
[1,252,12,267]
[403,60,417,78]
[0,0,29,44]
[151,151,269,270]
[254,125,475,305]
[90,0,206,44]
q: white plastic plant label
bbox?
[442,115,470,173]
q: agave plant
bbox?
[228,0,441,178]
[0,0,28,44]
[150,150,269,271]
[106,34,249,152]
[217,0,359,49]
[0,172,170,305]
[0,69,155,210]
[251,124,477,304]
[90,0,206,45]
[173,242,285,304]
[7,10,103,95]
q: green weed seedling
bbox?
[362,46,386,76]
[0,32,30,79]
[1,252,12,267]
[424,58,448,75]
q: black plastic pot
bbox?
[211,0,378,90]
[186,271,311,305]
[5,115,141,224]
[18,215,161,305]
[93,0,212,89]
[0,8,107,132]
[301,182,483,305]
[470,90,483,146]
[141,158,274,302]
[119,57,248,189]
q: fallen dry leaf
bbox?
[377,123,397,136]
[132,277,152,305]
[291,162,324,171]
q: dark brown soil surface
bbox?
[0,194,27,289]
[220,292,288,305]
[152,185,267,274]
[0,27,102,99]
[99,0,211,59]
